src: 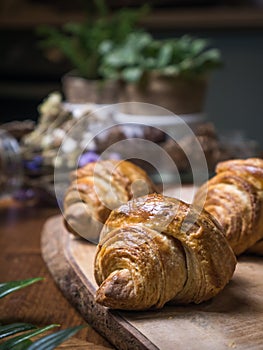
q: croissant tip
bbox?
[95,269,135,309]
[95,289,107,306]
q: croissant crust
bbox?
[194,158,263,255]
[94,193,236,310]
[63,160,157,241]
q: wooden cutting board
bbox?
[41,187,263,350]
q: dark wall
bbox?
[205,31,263,149]
[0,28,69,122]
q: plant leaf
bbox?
[156,42,173,68]
[0,324,59,350]
[0,323,36,339]
[0,278,43,299]
[191,38,208,55]
[12,340,32,350]
[27,325,85,350]
[122,67,143,83]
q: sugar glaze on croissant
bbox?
[63,160,157,242]
[194,158,263,255]
[94,193,236,310]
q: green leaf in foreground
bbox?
[0,324,59,350]
[0,278,44,299]
[12,339,33,350]
[27,324,85,350]
[0,323,36,339]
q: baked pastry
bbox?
[162,122,221,173]
[63,160,157,242]
[194,158,263,255]
[247,238,263,255]
[94,193,236,310]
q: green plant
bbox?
[0,278,84,349]
[99,32,222,83]
[37,1,147,79]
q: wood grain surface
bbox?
[42,214,263,350]
[0,200,112,349]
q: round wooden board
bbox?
[41,214,263,350]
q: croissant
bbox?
[94,193,236,310]
[63,160,157,242]
[194,158,263,255]
[247,238,263,255]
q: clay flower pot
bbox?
[120,73,208,115]
[62,72,121,104]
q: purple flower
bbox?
[14,188,36,201]
[78,151,99,168]
[24,155,43,171]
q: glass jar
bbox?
[54,103,215,189]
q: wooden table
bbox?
[0,198,113,349]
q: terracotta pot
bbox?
[62,73,121,104]
[119,73,208,115]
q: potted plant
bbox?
[99,32,222,114]
[37,1,147,104]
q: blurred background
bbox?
[0,0,263,157]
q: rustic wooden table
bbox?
[0,198,113,349]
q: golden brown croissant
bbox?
[194,158,263,255]
[63,160,157,242]
[94,193,236,310]
[246,238,263,255]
